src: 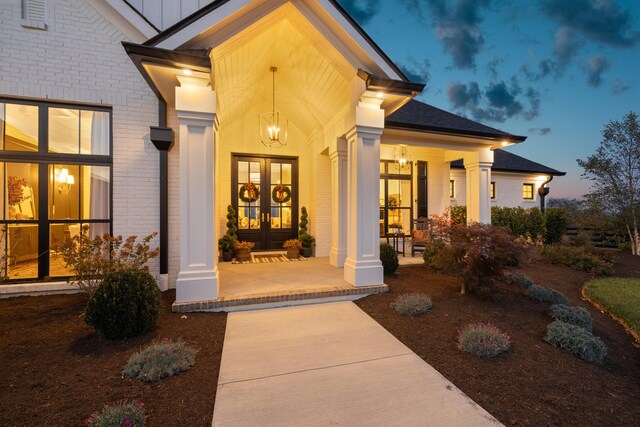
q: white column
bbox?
[464,149,493,224]
[329,137,348,267]
[344,100,385,287]
[175,76,219,303]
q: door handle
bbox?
[261,213,265,223]
[267,213,271,222]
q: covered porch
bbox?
[123,0,520,310]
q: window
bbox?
[449,180,455,198]
[380,160,413,236]
[490,182,496,199]
[523,183,534,200]
[21,0,47,30]
[0,98,111,282]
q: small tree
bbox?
[226,205,237,240]
[299,207,308,235]
[577,112,640,255]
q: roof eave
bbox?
[357,70,424,97]
[385,121,527,143]
[450,164,566,176]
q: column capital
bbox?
[345,125,384,142]
[329,137,348,159]
[176,79,216,120]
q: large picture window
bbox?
[379,160,413,237]
[0,98,112,282]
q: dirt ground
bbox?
[0,290,227,427]
[356,252,640,426]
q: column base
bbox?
[344,258,384,287]
[329,248,347,268]
[176,269,219,303]
[157,274,169,292]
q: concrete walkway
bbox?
[212,302,501,426]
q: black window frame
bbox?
[379,160,413,237]
[0,97,113,283]
[522,183,534,200]
[449,179,455,198]
[490,181,496,199]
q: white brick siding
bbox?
[0,0,161,277]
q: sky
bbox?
[338,0,640,199]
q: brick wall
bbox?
[0,0,161,277]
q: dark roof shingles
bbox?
[450,149,565,176]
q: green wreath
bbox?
[239,182,260,203]
[272,184,292,204]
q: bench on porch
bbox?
[411,217,433,257]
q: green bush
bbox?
[458,323,511,357]
[540,245,612,275]
[299,233,315,249]
[422,240,444,267]
[525,284,570,305]
[450,205,467,224]
[543,208,568,244]
[87,400,145,427]
[380,243,399,275]
[123,339,196,383]
[491,206,545,238]
[390,293,433,316]
[545,320,607,364]
[549,304,593,332]
[85,269,162,340]
[503,271,535,289]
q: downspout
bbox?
[150,100,174,291]
[538,175,553,212]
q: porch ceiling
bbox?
[210,4,352,135]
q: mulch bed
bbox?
[356,252,640,426]
[0,290,226,427]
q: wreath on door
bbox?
[239,182,260,203]
[272,184,292,204]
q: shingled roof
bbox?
[451,149,566,176]
[386,100,526,142]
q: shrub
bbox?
[87,400,145,427]
[540,245,612,275]
[503,271,535,289]
[85,269,162,340]
[491,206,545,238]
[525,284,570,305]
[431,223,523,294]
[545,320,607,364]
[54,227,159,297]
[450,205,467,225]
[390,293,433,316]
[123,339,197,383]
[422,240,444,267]
[549,304,593,332]
[225,205,237,240]
[380,243,399,275]
[574,231,593,248]
[299,206,309,235]
[543,207,569,244]
[299,233,315,249]
[458,323,511,357]
[218,234,236,252]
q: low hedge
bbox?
[525,284,570,305]
[549,304,593,332]
[545,320,607,364]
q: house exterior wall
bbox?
[0,0,161,277]
[450,169,550,209]
[126,0,214,30]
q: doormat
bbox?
[232,254,308,264]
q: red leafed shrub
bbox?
[430,222,523,295]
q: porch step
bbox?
[171,284,388,313]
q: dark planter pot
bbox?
[236,249,252,262]
[222,251,234,262]
[301,247,312,258]
[286,247,301,259]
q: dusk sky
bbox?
[338,0,640,199]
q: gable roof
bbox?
[142,0,409,81]
[386,99,527,142]
[451,149,566,176]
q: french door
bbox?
[231,154,298,250]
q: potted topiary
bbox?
[218,234,236,262]
[234,241,254,262]
[283,239,302,259]
[299,206,316,257]
[218,205,238,262]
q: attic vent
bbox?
[21,0,47,30]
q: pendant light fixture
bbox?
[394,145,411,172]
[259,67,288,147]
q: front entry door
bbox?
[232,155,298,250]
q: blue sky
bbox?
[338,0,640,198]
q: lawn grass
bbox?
[584,277,640,338]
